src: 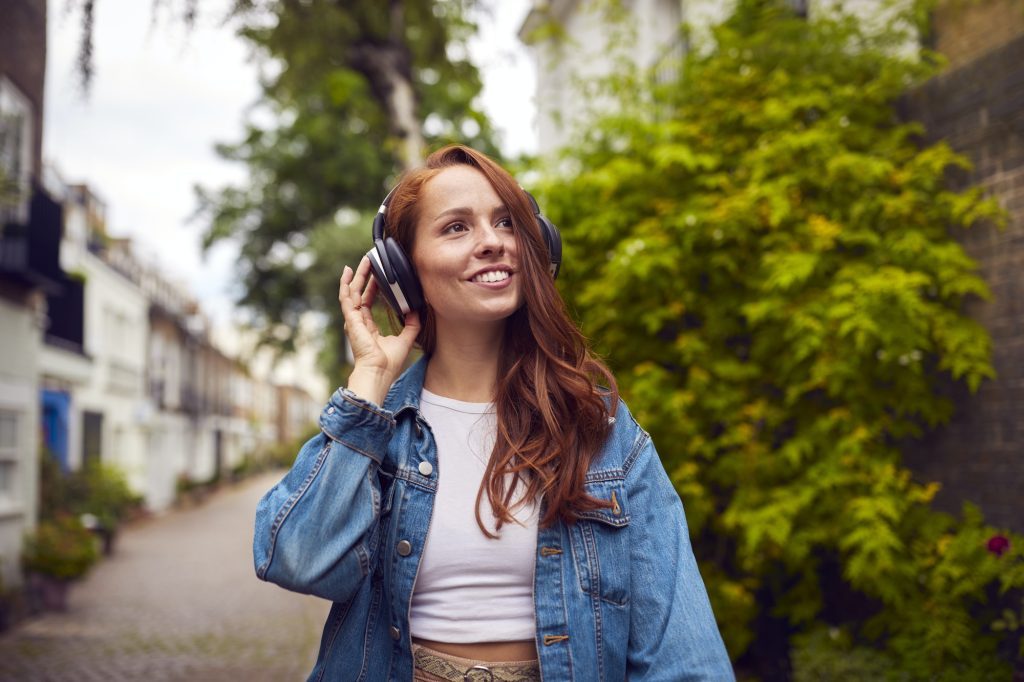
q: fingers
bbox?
[337,264,358,315]
[360,275,378,315]
[339,265,356,314]
[398,310,421,344]
[340,257,417,362]
[340,256,374,310]
[350,254,372,303]
[340,259,384,354]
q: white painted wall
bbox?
[143,412,186,511]
[0,292,43,589]
[522,0,687,152]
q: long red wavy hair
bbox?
[385,145,619,536]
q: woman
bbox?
[253,145,734,681]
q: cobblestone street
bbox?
[0,472,330,681]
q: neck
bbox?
[425,319,505,403]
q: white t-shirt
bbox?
[409,388,539,643]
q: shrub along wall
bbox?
[536,1,1024,677]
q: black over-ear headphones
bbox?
[365,187,562,316]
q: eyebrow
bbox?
[432,204,508,222]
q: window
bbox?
[0,76,33,225]
[82,410,103,464]
[0,409,20,507]
[0,410,17,449]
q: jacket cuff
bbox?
[317,387,395,464]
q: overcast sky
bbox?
[43,0,536,327]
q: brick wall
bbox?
[902,21,1024,531]
[932,0,1024,71]
[0,0,47,177]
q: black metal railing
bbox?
[0,184,64,292]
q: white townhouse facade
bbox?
[38,176,324,514]
[140,263,206,510]
[40,181,264,512]
[39,184,151,496]
[0,288,45,590]
[0,0,57,589]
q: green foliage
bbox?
[791,626,898,682]
[0,166,21,210]
[76,463,141,531]
[21,515,98,581]
[38,452,67,523]
[196,0,500,380]
[538,0,1020,677]
[40,454,141,531]
[175,472,209,498]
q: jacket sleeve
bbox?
[626,436,735,681]
[253,386,395,604]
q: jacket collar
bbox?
[383,353,429,417]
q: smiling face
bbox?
[410,164,523,330]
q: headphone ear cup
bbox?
[384,238,425,312]
[523,190,562,279]
[535,213,562,279]
[367,244,406,316]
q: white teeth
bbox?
[473,270,510,283]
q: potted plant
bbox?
[21,515,98,611]
[77,462,140,554]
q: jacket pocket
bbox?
[569,480,630,607]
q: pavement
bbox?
[0,471,331,681]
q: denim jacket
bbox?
[254,356,735,681]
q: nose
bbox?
[474,221,506,257]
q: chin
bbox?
[431,305,512,326]
[476,307,519,323]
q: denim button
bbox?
[326,406,335,414]
[390,625,400,640]
[418,461,433,476]
[397,540,412,556]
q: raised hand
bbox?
[339,255,421,405]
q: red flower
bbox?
[987,535,1010,557]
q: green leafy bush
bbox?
[791,626,897,682]
[40,455,141,531]
[537,0,1023,677]
[21,515,98,581]
[76,462,141,531]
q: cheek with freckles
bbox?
[415,251,460,304]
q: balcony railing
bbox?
[0,185,64,293]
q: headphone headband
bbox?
[371,187,396,243]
